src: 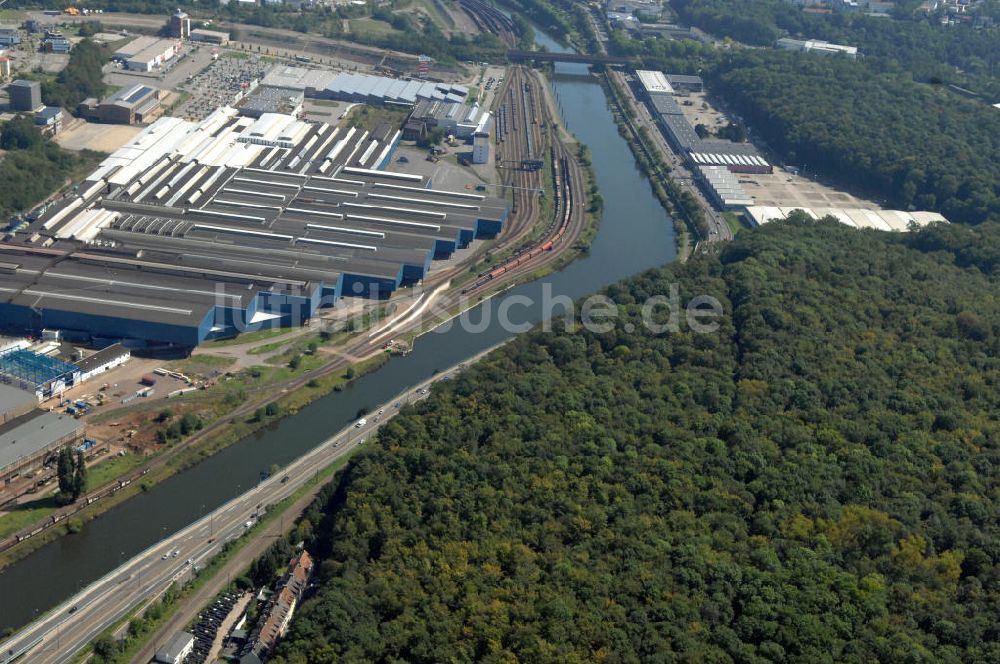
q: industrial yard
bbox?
[0,7,592,593]
[626,67,948,232]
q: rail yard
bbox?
[462,66,586,295]
[0,56,588,567]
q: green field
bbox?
[348,18,398,38]
[200,327,297,349]
[722,211,745,236]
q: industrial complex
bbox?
[0,340,133,489]
[0,107,508,347]
[637,70,772,175]
[260,66,469,105]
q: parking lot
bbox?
[172,52,269,121]
[188,590,249,662]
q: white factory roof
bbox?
[636,69,674,96]
[744,206,947,231]
[325,72,468,105]
[114,35,178,62]
[92,108,258,186]
[237,112,312,147]
[697,165,754,207]
[776,37,858,57]
[262,65,337,92]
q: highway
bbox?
[0,347,499,664]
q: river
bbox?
[0,31,676,632]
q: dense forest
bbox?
[0,116,99,220]
[671,0,1000,98]
[267,219,1000,663]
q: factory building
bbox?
[34,106,64,131]
[189,28,230,45]
[776,37,858,59]
[0,26,19,47]
[261,66,339,96]
[407,100,490,139]
[641,70,773,176]
[0,383,37,425]
[743,206,946,231]
[323,71,467,105]
[237,86,304,119]
[0,348,80,397]
[472,131,490,164]
[695,165,754,209]
[259,66,468,106]
[113,36,181,72]
[74,343,130,382]
[689,143,772,174]
[169,10,191,39]
[665,73,704,93]
[42,32,72,53]
[0,409,84,487]
[9,79,42,112]
[78,84,162,125]
[0,347,86,489]
[635,69,674,98]
[0,108,507,347]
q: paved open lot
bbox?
[738,167,879,208]
[686,89,882,209]
[387,144,490,191]
[301,98,348,123]
[55,122,143,153]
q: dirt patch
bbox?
[56,122,144,153]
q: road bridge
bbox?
[507,50,632,65]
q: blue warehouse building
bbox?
[0,109,507,348]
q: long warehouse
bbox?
[0,108,508,347]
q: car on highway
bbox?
[67,606,77,614]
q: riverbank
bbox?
[0,26,677,632]
[0,351,388,576]
[601,71,701,259]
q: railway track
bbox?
[461,67,585,296]
[458,0,517,47]
[0,67,588,564]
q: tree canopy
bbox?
[41,39,109,110]
[271,219,1000,663]
[705,50,1000,224]
[0,117,99,221]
